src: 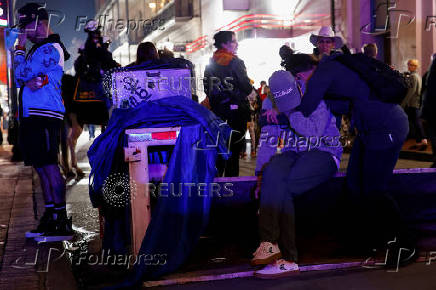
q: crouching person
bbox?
[252,63,342,278]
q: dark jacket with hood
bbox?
[203,49,253,128]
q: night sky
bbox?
[14,0,96,72]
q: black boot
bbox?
[34,211,73,242]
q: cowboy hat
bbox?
[310,26,343,49]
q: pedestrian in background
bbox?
[362,43,378,59]
[257,81,268,101]
[203,31,253,177]
[127,41,159,66]
[402,59,427,150]
[310,26,343,62]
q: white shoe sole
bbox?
[254,269,300,279]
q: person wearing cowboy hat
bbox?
[310,26,344,61]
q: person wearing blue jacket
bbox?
[297,50,417,266]
[251,62,342,278]
[14,3,73,242]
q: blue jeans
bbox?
[258,150,338,261]
[88,124,95,138]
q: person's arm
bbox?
[203,65,211,97]
[14,43,61,86]
[297,62,335,117]
[232,58,253,97]
[288,101,330,138]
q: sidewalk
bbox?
[0,145,76,290]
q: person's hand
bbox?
[262,108,279,124]
[201,97,211,109]
[25,77,43,91]
[254,183,261,200]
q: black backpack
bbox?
[334,53,411,104]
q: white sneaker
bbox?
[251,242,282,265]
[254,259,299,279]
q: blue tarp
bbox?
[87,96,232,287]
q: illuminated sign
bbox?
[0,0,7,27]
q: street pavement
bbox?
[159,262,436,290]
[0,130,435,289]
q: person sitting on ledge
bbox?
[252,53,342,279]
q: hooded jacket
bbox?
[14,34,70,119]
[203,49,253,127]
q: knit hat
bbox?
[17,3,49,28]
[268,70,300,113]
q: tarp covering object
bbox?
[88,96,232,287]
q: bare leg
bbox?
[248,121,256,156]
[68,113,84,178]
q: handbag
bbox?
[72,77,109,125]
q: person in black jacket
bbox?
[297,55,416,267]
[203,31,253,177]
[421,54,436,167]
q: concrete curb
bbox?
[143,261,365,287]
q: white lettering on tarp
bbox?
[112,69,192,108]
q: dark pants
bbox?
[346,134,412,248]
[258,150,337,261]
[427,125,436,165]
[405,107,426,143]
[216,122,246,177]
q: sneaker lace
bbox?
[253,242,272,256]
